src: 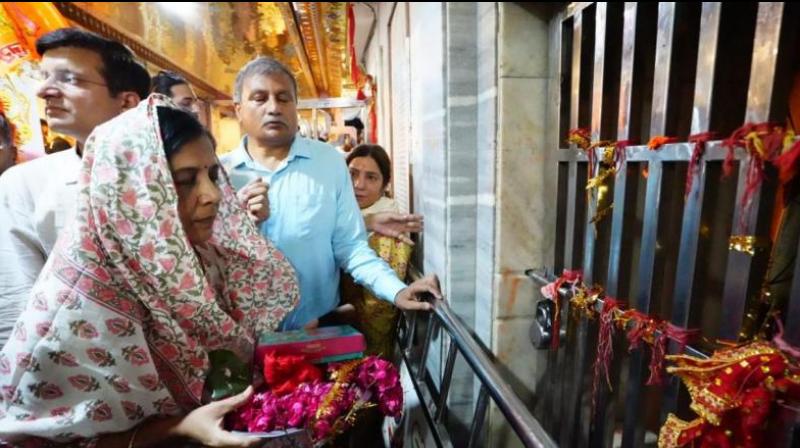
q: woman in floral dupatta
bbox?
[0,95,298,447]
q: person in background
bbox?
[342,144,422,356]
[345,117,364,144]
[0,28,150,347]
[151,70,202,119]
[0,112,17,176]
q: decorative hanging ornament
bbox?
[659,318,800,448]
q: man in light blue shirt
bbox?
[222,57,440,330]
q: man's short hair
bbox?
[36,28,150,100]
[233,57,298,103]
[151,70,189,97]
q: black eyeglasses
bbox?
[32,69,108,89]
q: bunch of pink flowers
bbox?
[227,356,403,442]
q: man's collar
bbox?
[226,138,251,168]
[231,136,312,168]
[289,137,312,160]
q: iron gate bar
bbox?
[550,2,798,446]
[657,2,722,426]
[554,132,751,448]
[564,161,580,270]
[618,156,663,445]
[434,339,458,422]
[467,386,490,448]
[719,2,786,341]
[606,1,638,302]
[398,294,557,448]
[398,313,447,448]
[417,317,437,381]
[669,0,720,337]
[433,300,557,447]
[589,2,610,141]
[649,3,676,137]
[616,4,678,444]
[588,2,621,445]
[561,9,588,447]
[594,4,639,447]
[547,3,569,419]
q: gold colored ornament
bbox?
[728,235,769,256]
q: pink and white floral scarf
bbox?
[0,95,299,444]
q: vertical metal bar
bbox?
[552,13,577,434]
[557,160,579,444]
[620,7,676,445]
[564,322,590,447]
[588,4,613,447]
[590,3,608,141]
[571,142,597,448]
[620,161,663,448]
[688,3,721,136]
[543,332,560,433]
[581,164,598,282]
[548,12,567,429]
[581,1,603,281]
[467,386,490,448]
[435,339,458,422]
[406,312,418,351]
[649,3,676,136]
[619,164,672,447]
[615,3,637,143]
[576,9,600,441]
[742,3,785,124]
[657,3,723,421]
[564,162,579,270]
[719,2,785,340]
[417,316,436,380]
[559,13,584,446]
[590,4,637,447]
[607,1,637,315]
[564,7,584,271]
[571,11,583,132]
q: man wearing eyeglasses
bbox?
[0,28,150,347]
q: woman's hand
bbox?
[172,386,261,448]
[237,179,269,225]
[364,212,423,245]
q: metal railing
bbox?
[398,296,557,448]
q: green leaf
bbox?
[204,349,251,401]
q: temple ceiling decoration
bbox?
[54,2,352,100]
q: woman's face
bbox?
[348,156,385,209]
[167,136,222,245]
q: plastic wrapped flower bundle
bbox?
[227,353,403,444]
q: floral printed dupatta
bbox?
[0,95,298,443]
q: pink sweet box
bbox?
[255,325,366,364]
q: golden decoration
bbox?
[728,235,769,256]
[58,2,352,100]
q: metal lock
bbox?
[530,299,554,349]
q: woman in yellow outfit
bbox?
[343,144,419,358]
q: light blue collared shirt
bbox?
[221,136,406,330]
